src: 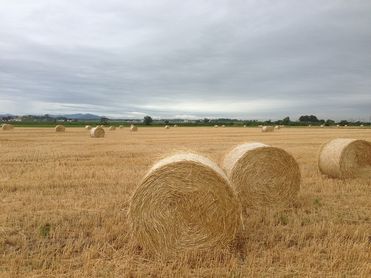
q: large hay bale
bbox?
[164,125,170,129]
[90,127,105,138]
[85,125,92,130]
[109,126,116,131]
[318,138,371,178]
[222,142,301,209]
[261,126,274,132]
[1,124,14,130]
[274,125,280,130]
[128,153,241,256]
[55,125,65,132]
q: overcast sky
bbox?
[0,0,370,120]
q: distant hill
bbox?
[50,113,101,120]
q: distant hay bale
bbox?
[109,126,116,131]
[55,125,65,132]
[85,125,92,130]
[308,124,312,127]
[336,125,340,128]
[173,125,178,127]
[90,127,105,138]
[320,124,324,128]
[274,125,280,130]
[130,125,138,132]
[164,125,170,129]
[128,153,241,256]
[344,125,348,127]
[214,125,218,128]
[119,125,124,129]
[318,138,371,179]
[222,142,301,209]
[1,123,14,130]
[221,125,225,128]
[243,125,246,128]
[261,126,274,132]
[360,124,364,127]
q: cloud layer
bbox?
[1,0,370,120]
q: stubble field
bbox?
[0,127,370,277]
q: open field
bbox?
[1,127,370,277]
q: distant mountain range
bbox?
[0,113,102,120]
[49,113,101,120]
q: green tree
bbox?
[282,116,290,124]
[143,116,153,125]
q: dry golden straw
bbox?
[261,126,274,132]
[275,125,280,130]
[55,125,65,132]
[222,142,301,209]
[90,127,105,138]
[130,125,138,132]
[164,125,170,129]
[85,125,92,130]
[1,124,14,130]
[119,125,123,129]
[109,126,116,131]
[214,125,218,128]
[173,125,178,127]
[318,138,371,179]
[128,153,241,256]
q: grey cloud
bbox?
[0,0,370,120]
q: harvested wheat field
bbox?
[0,127,370,277]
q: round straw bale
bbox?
[109,126,116,131]
[336,125,340,128]
[320,124,324,128]
[214,125,218,128]
[1,124,14,130]
[90,127,105,138]
[164,125,170,129]
[222,142,301,209]
[119,125,124,129]
[128,153,241,256]
[85,125,92,130]
[173,124,178,127]
[360,124,364,127]
[318,138,371,178]
[55,125,65,132]
[221,125,226,128]
[130,125,138,132]
[274,125,280,130]
[261,126,274,132]
[243,125,246,128]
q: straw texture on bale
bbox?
[90,127,105,138]
[128,153,241,256]
[318,138,371,179]
[85,125,92,130]
[109,126,116,131]
[1,124,14,130]
[55,125,65,132]
[222,142,301,209]
[130,125,138,132]
[261,126,274,132]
